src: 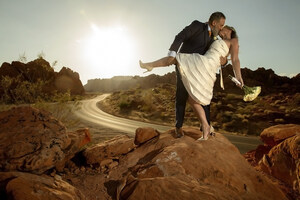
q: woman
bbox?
[139,26,244,140]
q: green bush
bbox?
[118,95,131,111]
[0,75,48,104]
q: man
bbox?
[168,12,227,138]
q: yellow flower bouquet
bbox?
[228,75,261,102]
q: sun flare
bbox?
[83,24,135,78]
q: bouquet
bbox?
[228,75,261,102]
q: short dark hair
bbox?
[209,12,226,25]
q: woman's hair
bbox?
[224,25,238,39]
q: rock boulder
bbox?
[244,124,300,198]
[260,124,300,146]
[258,135,300,193]
[134,127,160,145]
[0,172,85,200]
[0,106,91,174]
[95,127,287,200]
[83,135,135,166]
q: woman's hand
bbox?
[220,56,228,66]
[236,76,244,88]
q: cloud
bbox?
[278,73,297,78]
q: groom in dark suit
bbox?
[168,12,227,138]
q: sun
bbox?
[83,24,135,78]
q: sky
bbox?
[0,0,299,85]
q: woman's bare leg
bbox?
[188,96,210,140]
[139,56,177,72]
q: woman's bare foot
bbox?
[139,60,153,73]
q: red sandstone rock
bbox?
[0,172,85,199]
[109,127,287,200]
[243,144,272,166]
[258,134,300,193]
[0,104,292,199]
[260,124,300,146]
[134,127,160,145]
[55,67,85,95]
[0,106,91,174]
[0,59,85,103]
[83,135,135,165]
[55,128,91,172]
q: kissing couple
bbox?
[139,12,244,140]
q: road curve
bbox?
[74,95,262,154]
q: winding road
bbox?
[74,95,262,154]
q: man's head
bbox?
[209,12,226,37]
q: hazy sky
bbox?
[0,0,299,84]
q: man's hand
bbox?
[220,56,228,66]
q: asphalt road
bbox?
[74,95,262,154]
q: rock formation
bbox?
[244,124,300,199]
[55,67,85,95]
[0,59,85,103]
[0,172,85,200]
[0,106,91,174]
[67,127,288,200]
[83,135,135,170]
[0,106,297,199]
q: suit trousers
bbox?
[175,65,210,128]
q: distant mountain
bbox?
[215,65,300,95]
[85,65,300,95]
[84,73,176,92]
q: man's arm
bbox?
[169,20,202,53]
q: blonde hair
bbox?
[224,25,238,39]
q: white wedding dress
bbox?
[176,39,229,105]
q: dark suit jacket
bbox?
[169,20,212,55]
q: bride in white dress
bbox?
[139,26,244,140]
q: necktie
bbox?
[208,30,212,37]
[209,31,217,40]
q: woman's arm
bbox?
[230,38,244,87]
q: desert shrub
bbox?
[224,93,240,101]
[140,91,156,112]
[33,92,81,129]
[18,52,27,63]
[0,104,14,112]
[0,75,50,104]
[119,101,130,110]
[118,95,132,111]
[274,118,285,123]
[222,111,233,122]
[52,90,71,103]
[233,113,245,120]
[0,76,13,103]
[13,79,45,103]
[293,93,300,106]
